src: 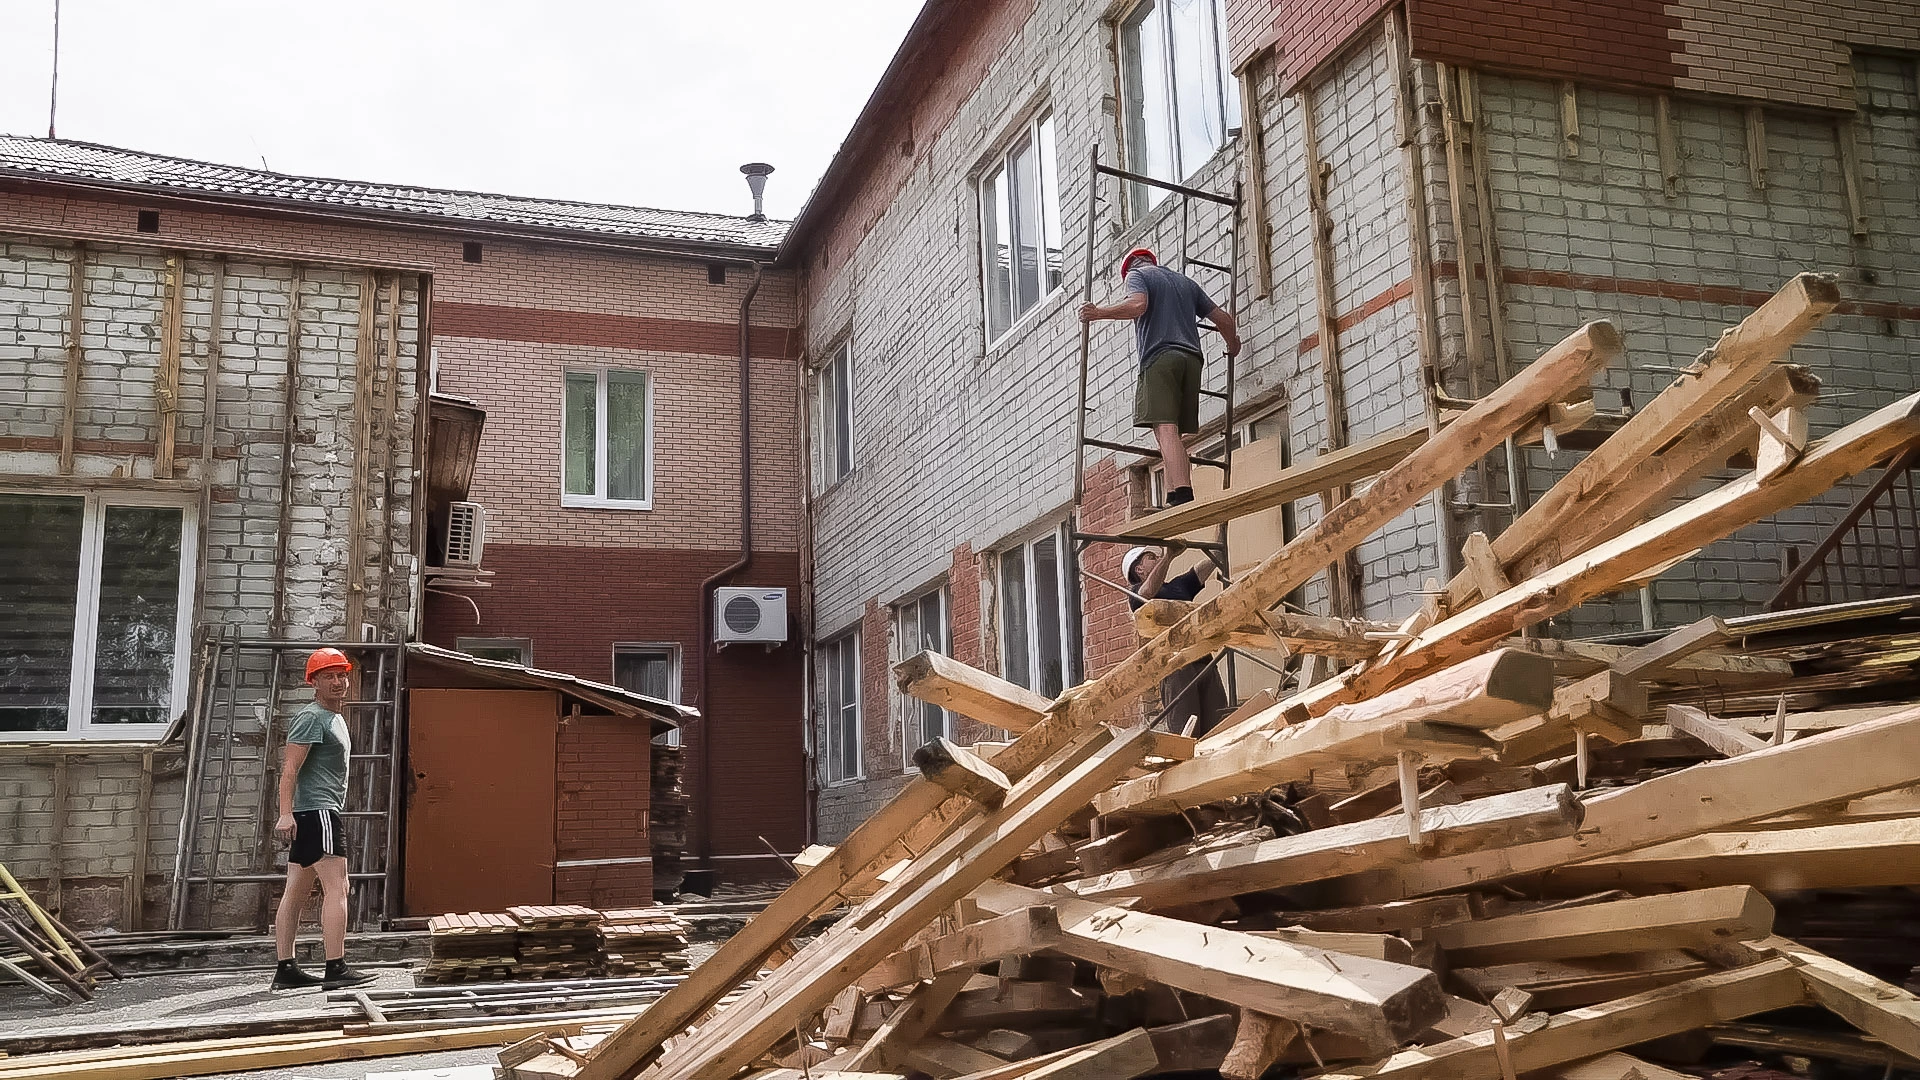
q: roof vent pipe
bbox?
[740,163,774,221]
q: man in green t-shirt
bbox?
[270,647,375,990]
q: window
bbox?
[998,522,1084,699]
[815,341,854,486]
[563,369,652,508]
[819,632,861,782]
[982,111,1064,340]
[614,643,683,748]
[1120,0,1240,215]
[893,587,950,763]
[456,637,533,665]
[1,492,196,740]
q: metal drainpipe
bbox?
[695,261,764,871]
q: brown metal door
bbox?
[405,689,557,914]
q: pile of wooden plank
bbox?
[423,912,521,984]
[512,905,606,980]
[423,906,692,985]
[508,275,1920,1080]
[598,908,694,978]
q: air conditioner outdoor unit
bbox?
[715,587,788,645]
[443,501,487,569]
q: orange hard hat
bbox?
[1120,247,1156,277]
[305,647,352,682]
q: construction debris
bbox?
[458,275,1920,1080]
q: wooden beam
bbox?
[343,273,378,639]
[1728,936,1920,1061]
[1537,816,1920,894]
[1132,600,1388,658]
[841,970,975,1072]
[896,652,1049,734]
[1655,95,1681,196]
[1428,886,1774,965]
[1443,275,1839,611]
[1452,952,1711,1010]
[1753,405,1808,480]
[1289,895,1475,934]
[1098,649,1554,819]
[1316,959,1806,1080]
[1065,784,1579,908]
[1252,929,1416,965]
[1613,617,1732,679]
[1460,532,1511,601]
[58,243,86,475]
[127,749,154,931]
[1221,1012,1297,1080]
[1145,1015,1237,1073]
[152,255,187,478]
[1319,704,1920,903]
[1504,638,1792,684]
[1554,1052,1693,1080]
[1664,705,1769,758]
[1708,1022,1920,1070]
[1745,106,1768,189]
[915,739,1011,808]
[1125,425,1431,539]
[897,1036,1009,1078]
[972,881,1446,1051]
[939,980,1102,1029]
[1338,388,1920,709]
[47,760,67,918]
[857,906,1062,992]
[953,1029,1160,1080]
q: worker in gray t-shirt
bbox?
[1080,246,1240,508]
[269,647,373,990]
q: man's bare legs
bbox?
[1154,422,1192,497]
[313,856,350,960]
[275,861,316,961]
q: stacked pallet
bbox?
[522,276,1920,1080]
[597,908,693,978]
[422,912,519,984]
[511,905,604,980]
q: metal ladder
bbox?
[168,633,406,930]
[1068,145,1243,562]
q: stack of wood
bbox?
[597,908,694,978]
[652,744,690,898]
[511,905,605,980]
[520,276,1920,1080]
[422,911,520,984]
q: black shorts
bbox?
[290,809,348,867]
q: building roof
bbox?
[0,135,788,255]
[406,642,692,736]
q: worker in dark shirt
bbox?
[1123,545,1230,737]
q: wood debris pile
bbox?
[507,275,1920,1080]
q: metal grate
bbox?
[723,595,763,635]
[1770,447,1920,610]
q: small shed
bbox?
[402,643,692,916]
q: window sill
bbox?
[814,470,855,500]
[562,496,653,511]
[984,285,1075,362]
[823,776,867,789]
[0,731,173,749]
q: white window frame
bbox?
[1,489,198,742]
[892,585,951,766]
[612,642,684,748]
[561,367,654,510]
[814,341,855,488]
[980,110,1065,344]
[995,520,1084,699]
[1118,0,1240,215]
[456,636,533,664]
[819,630,863,783]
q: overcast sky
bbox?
[0,1,923,221]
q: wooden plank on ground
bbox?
[1451,951,1712,1010]
[857,906,1062,992]
[1318,705,1920,904]
[1506,638,1792,684]
[1536,816,1920,894]
[1427,886,1774,965]
[1065,784,1579,907]
[1127,425,1432,539]
[1315,958,1807,1080]
[1097,649,1554,819]
[972,881,1446,1051]
[1613,617,1733,679]
[1726,936,1920,1060]
[1288,895,1476,934]
[896,652,1050,734]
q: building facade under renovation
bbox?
[788,0,1920,839]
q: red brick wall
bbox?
[554,715,653,906]
[1405,0,1684,91]
[1229,0,1395,92]
[423,546,807,883]
[858,599,895,776]
[1079,458,1137,678]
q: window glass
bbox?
[998,549,1030,689]
[837,638,859,779]
[984,164,1014,337]
[981,113,1063,340]
[607,371,648,502]
[1031,534,1065,697]
[1038,114,1064,294]
[1123,1,1174,210]
[1122,0,1236,215]
[564,373,597,496]
[1008,134,1043,313]
[90,506,184,726]
[818,343,854,484]
[0,495,84,733]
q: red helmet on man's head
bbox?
[1120,247,1157,278]
[305,648,352,683]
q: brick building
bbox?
[784,0,1920,839]
[0,136,807,925]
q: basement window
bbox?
[136,210,160,233]
[462,241,483,263]
[562,369,653,509]
[819,631,862,783]
[981,111,1064,341]
[456,636,533,665]
[997,521,1084,699]
[0,492,196,740]
[893,586,951,765]
[1120,0,1239,216]
[614,642,683,748]
[707,264,727,285]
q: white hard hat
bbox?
[1122,547,1154,584]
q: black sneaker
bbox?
[271,960,325,990]
[322,960,376,988]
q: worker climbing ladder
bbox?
[1068,145,1243,564]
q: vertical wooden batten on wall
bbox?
[1559,82,1580,158]
[58,243,87,475]
[1835,119,1869,239]
[378,274,403,636]
[1299,80,1359,615]
[344,274,379,643]
[1745,107,1769,191]
[47,760,68,918]
[270,268,305,641]
[129,749,155,930]
[153,255,187,478]
[1238,56,1275,299]
[1655,95,1681,198]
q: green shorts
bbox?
[1134,347,1202,434]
